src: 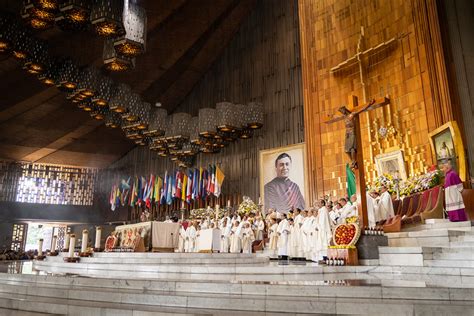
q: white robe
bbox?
[328,210,339,228]
[220,223,231,253]
[229,226,242,253]
[254,220,265,241]
[315,207,332,261]
[288,224,298,258]
[241,227,255,254]
[378,191,394,220]
[185,226,197,253]
[301,216,315,259]
[292,214,304,258]
[309,216,319,261]
[277,219,290,256]
[178,226,186,252]
[268,223,278,252]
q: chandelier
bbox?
[103,38,135,71]
[113,0,146,57]
[90,0,125,37]
[57,0,91,30]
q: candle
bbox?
[51,235,57,253]
[227,199,231,208]
[81,229,88,253]
[64,232,70,251]
[95,227,102,249]
[215,204,220,220]
[38,239,44,257]
[68,234,76,258]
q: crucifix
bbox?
[325,95,390,227]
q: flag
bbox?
[214,165,225,197]
[160,172,168,205]
[209,165,216,195]
[201,168,208,198]
[186,169,193,203]
[192,168,199,200]
[167,173,174,205]
[145,174,155,209]
[109,184,116,211]
[346,163,356,199]
[175,170,183,199]
[137,176,145,206]
[171,171,177,199]
[182,173,188,201]
[154,177,162,204]
[130,176,138,207]
[120,177,130,206]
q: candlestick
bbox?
[68,234,76,258]
[81,229,88,253]
[181,201,185,209]
[215,204,220,220]
[38,239,43,257]
[95,227,102,249]
[51,235,57,253]
[64,232,70,251]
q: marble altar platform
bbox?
[0,219,473,315]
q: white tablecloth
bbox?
[197,228,221,252]
[151,222,180,249]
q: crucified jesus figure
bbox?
[327,98,379,169]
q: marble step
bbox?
[80,252,256,259]
[386,229,469,247]
[43,255,268,265]
[2,288,473,316]
[1,274,474,311]
[401,220,472,232]
[424,259,474,268]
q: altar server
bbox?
[185,222,198,252]
[268,218,279,254]
[254,216,265,241]
[378,186,394,221]
[442,160,468,222]
[229,221,242,253]
[288,218,298,258]
[315,200,332,261]
[220,218,231,253]
[241,223,255,254]
[301,210,316,260]
[178,222,186,252]
[291,209,304,259]
[277,214,290,259]
[366,191,379,228]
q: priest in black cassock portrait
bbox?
[264,153,306,214]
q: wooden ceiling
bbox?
[0,0,256,168]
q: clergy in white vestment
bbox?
[178,222,186,252]
[254,216,265,241]
[229,221,242,253]
[268,219,279,254]
[277,214,290,259]
[219,218,231,253]
[366,191,380,228]
[241,223,255,254]
[301,210,316,260]
[377,186,394,221]
[288,218,298,258]
[185,222,198,253]
[292,209,305,259]
[315,200,332,261]
[200,217,210,230]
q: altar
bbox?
[197,228,221,253]
[115,221,180,252]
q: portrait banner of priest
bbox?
[259,143,308,214]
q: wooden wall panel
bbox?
[298,0,462,200]
[105,0,304,203]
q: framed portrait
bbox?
[259,143,308,214]
[428,121,466,181]
[375,149,407,180]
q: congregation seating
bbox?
[383,186,444,233]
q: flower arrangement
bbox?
[237,196,259,216]
[370,168,442,198]
[190,208,213,220]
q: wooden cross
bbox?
[325,95,390,227]
[330,26,397,103]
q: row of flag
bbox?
[109,165,225,211]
